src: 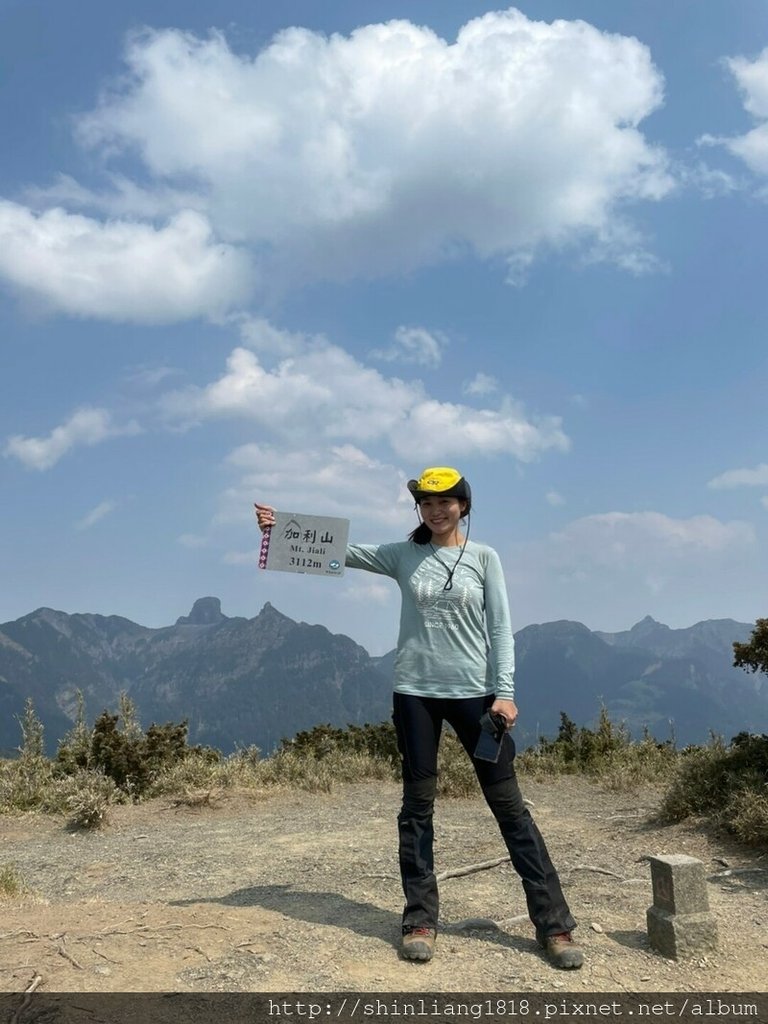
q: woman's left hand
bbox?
[491,698,518,730]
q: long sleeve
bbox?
[345,542,402,578]
[483,549,516,700]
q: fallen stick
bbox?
[571,865,623,879]
[436,856,508,881]
[92,948,121,965]
[57,943,84,970]
[711,867,768,878]
[10,973,43,1024]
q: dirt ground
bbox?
[1,776,766,994]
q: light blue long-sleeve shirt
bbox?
[345,540,515,700]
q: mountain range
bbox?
[0,597,765,757]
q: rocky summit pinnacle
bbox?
[176,597,226,626]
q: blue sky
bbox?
[1,0,767,655]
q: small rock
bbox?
[590,922,604,933]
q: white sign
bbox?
[258,511,349,577]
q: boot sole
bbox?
[401,941,434,962]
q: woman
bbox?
[254,466,582,969]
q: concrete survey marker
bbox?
[647,854,718,959]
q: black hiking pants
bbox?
[392,691,576,938]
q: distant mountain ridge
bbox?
[0,599,764,756]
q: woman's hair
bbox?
[408,521,433,545]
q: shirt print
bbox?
[412,556,471,631]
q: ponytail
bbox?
[408,522,432,545]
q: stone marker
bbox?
[646,854,718,958]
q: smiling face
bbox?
[418,494,467,546]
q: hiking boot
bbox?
[540,932,584,969]
[401,926,436,961]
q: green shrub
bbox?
[659,733,768,845]
[517,708,678,791]
[55,690,92,774]
[87,711,191,797]
[282,721,399,770]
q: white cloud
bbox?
[220,443,413,529]
[161,343,420,440]
[703,49,768,177]
[708,463,768,489]
[126,364,184,389]
[75,500,118,530]
[24,172,206,220]
[160,330,569,463]
[463,373,498,397]
[4,407,141,470]
[680,161,741,199]
[761,496,768,510]
[505,509,757,629]
[70,13,671,286]
[234,315,308,356]
[389,398,568,462]
[546,511,754,571]
[546,490,565,506]
[371,326,447,368]
[0,201,252,323]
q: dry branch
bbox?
[10,973,43,1024]
[571,864,623,879]
[57,942,84,970]
[711,867,768,879]
[436,855,508,881]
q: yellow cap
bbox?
[407,467,470,503]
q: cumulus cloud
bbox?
[708,463,768,489]
[75,500,118,530]
[69,12,671,287]
[505,509,757,628]
[702,49,768,178]
[159,329,568,463]
[0,201,252,322]
[4,407,141,470]
[217,443,414,545]
[371,326,447,368]
[234,315,308,356]
[389,398,568,462]
[545,511,755,569]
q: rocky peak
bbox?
[176,597,226,626]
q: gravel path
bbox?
[1,777,766,993]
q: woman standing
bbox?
[254,466,582,969]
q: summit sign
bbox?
[258,511,349,577]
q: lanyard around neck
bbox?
[429,541,467,591]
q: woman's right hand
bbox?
[254,503,276,532]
